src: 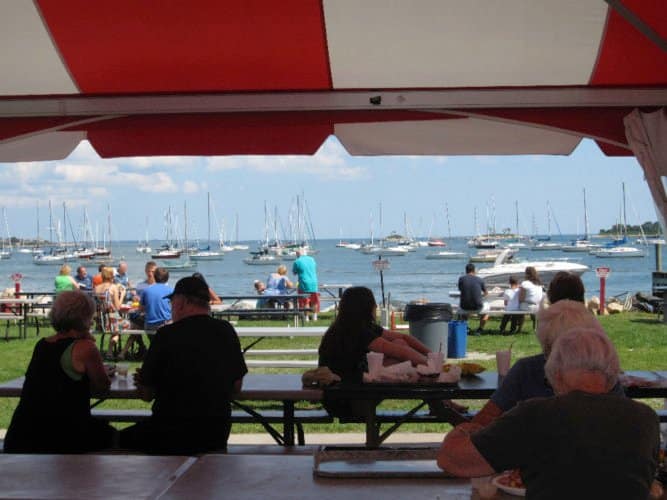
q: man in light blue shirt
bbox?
[292,249,319,321]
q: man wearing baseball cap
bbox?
[120,276,247,454]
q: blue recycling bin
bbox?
[448,320,468,359]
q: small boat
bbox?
[190,248,224,261]
[243,252,281,265]
[159,259,198,270]
[592,246,646,258]
[469,249,509,263]
[530,241,562,251]
[425,251,466,260]
[136,244,152,254]
[427,238,447,247]
[561,240,600,253]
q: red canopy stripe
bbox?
[591,0,667,85]
[36,0,332,94]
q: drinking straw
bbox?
[439,341,443,353]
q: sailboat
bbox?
[160,203,197,269]
[33,201,68,265]
[191,193,224,261]
[531,201,562,251]
[244,203,281,265]
[425,205,465,259]
[592,183,646,258]
[0,207,12,259]
[152,206,182,259]
[136,216,152,253]
[562,189,600,252]
[232,213,249,251]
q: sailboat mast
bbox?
[622,182,627,235]
[36,202,40,249]
[107,204,112,254]
[207,193,211,245]
[48,200,53,245]
[515,200,519,237]
[583,188,589,239]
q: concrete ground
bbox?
[228,432,443,446]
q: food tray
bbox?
[313,446,452,478]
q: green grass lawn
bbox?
[0,312,664,433]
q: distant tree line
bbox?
[599,221,662,236]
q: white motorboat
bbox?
[243,252,281,265]
[190,249,224,261]
[336,242,361,250]
[476,249,589,286]
[425,251,466,260]
[530,242,562,251]
[561,240,600,252]
[136,245,152,254]
[592,246,646,258]
[360,245,408,256]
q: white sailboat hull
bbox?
[593,246,646,258]
[190,251,224,261]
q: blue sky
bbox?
[0,136,658,243]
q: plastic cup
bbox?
[366,352,384,378]
[427,352,444,373]
[116,363,129,378]
[496,350,511,376]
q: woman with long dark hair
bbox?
[318,286,431,416]
[319,286,429,384]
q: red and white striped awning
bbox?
[0,0,665,160]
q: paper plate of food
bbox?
[492,470,526,497]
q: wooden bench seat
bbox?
[91,407,334,446]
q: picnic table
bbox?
[212,294,313,326]
[0,297,46,339]
[2,371,664,449]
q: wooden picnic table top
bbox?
[159,454,486,499]
[0,373,324,402]
[0,454,193,500]
[2,371,663,402]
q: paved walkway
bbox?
[228,432,443,445]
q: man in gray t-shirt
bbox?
[437,327,659,499]
[457,263,488,334]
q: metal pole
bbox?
[599,276,606,316]
[378,256,386,307]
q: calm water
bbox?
[1,237,663,305]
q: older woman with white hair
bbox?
[438,327,659,498]
[3,291,115,453]
[472,299,608,426]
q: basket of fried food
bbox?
[443,362,485,377]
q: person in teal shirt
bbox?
[55,264,78,294]
[292,249,319,321]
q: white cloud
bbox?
[206,137,366,180]
[183,180,199,193]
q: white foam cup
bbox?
[427,352,444,372]
[116,363,129,378]
[496,350,511,376]
[366,352,384,378]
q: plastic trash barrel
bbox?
[403,302,453,355]
[448,320,468,359]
